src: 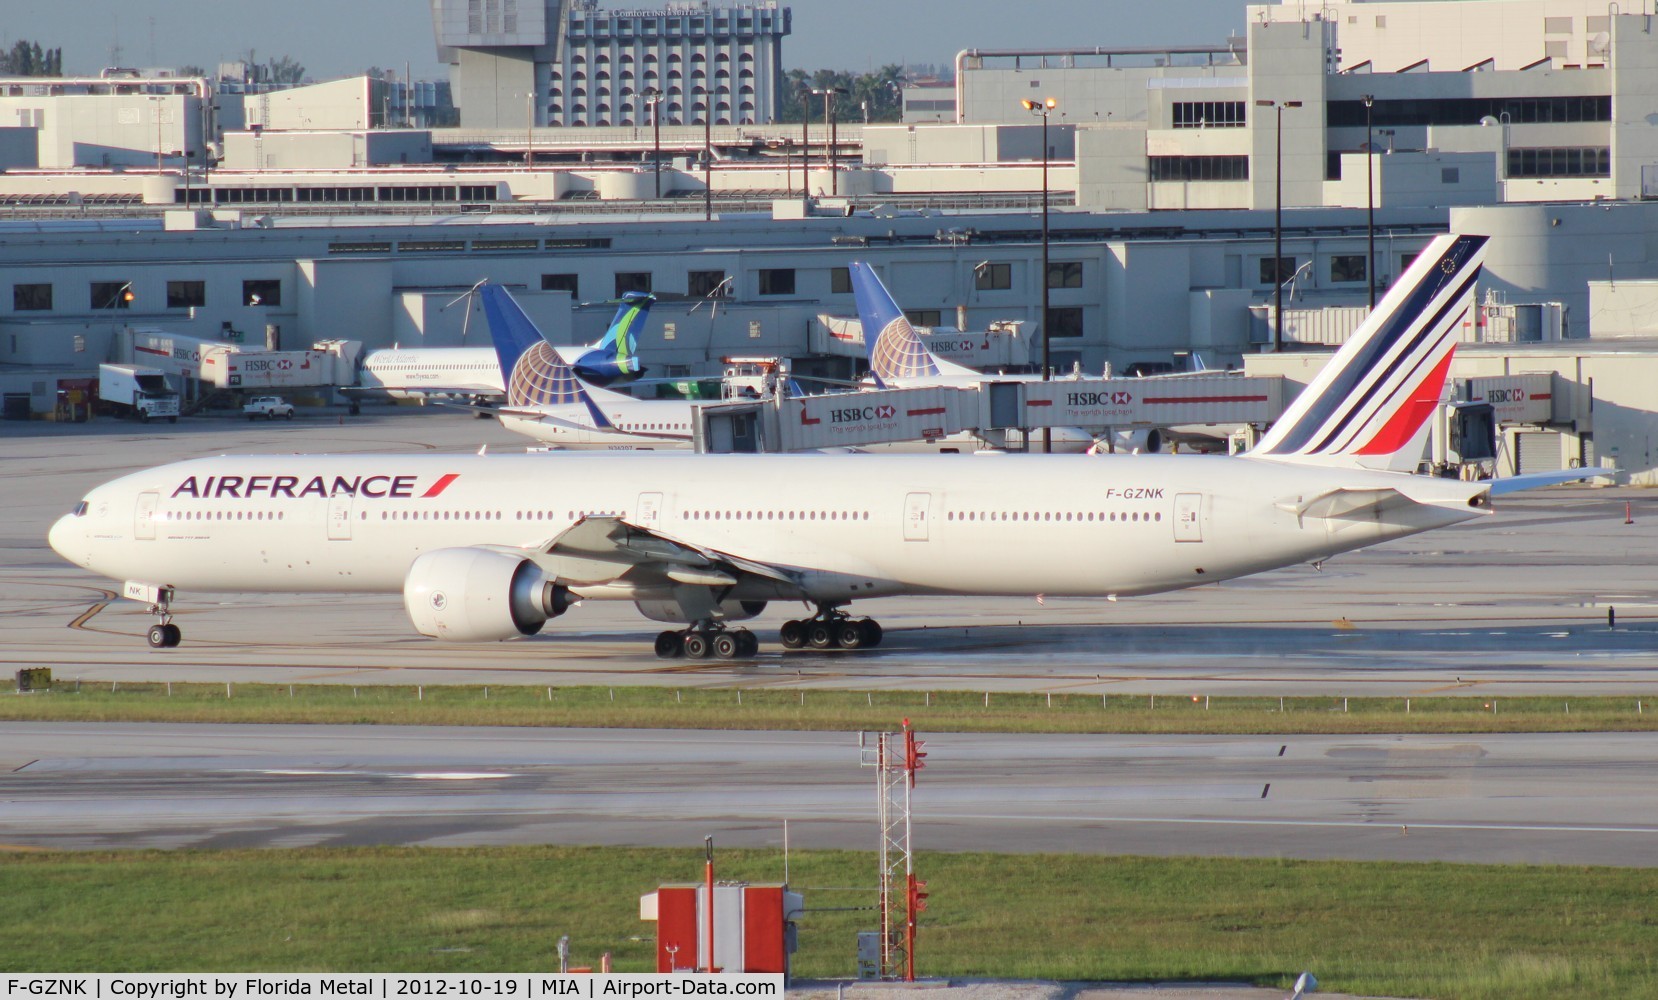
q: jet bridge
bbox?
[693,374,1287,453]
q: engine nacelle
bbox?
[634,599,768,624]
[403,547,570,642]
[1094,428,1162,454]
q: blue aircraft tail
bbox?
[848,262,942,388]
[571,291,653,386]
[477,284,613,428]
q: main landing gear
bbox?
[145,592,182,649]
[779,605,883,651]
[655,623,759,660]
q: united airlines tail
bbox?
[570,291,653,386]
[848,261,984,388]
[1249,233,1489,473]
[477,284,614,429]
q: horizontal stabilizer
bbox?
[1487,467,1617,495]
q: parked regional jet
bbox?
[348,291,654,404]
[50,234,1597,659]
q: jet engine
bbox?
[403,547,571,642]
[1093,428,1163,454]
[634,599,768,624]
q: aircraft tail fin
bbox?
[1248,233,1489,473]
[848,261,982,387]
[572,291,653,385]
[478,284,614,429]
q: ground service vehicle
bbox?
[243,396,296,420]
[98,364,179,423]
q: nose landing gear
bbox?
[144,591,182,648]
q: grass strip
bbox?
[3,845,1656,999]
[3,681,1657,734]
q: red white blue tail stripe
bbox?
[1250,234,1488,472]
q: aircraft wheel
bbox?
[860,619,883,648]
[807,622,836,649]
[147,624,169,649]
[834,621,866,650]
[162,623,182,647]
[779,620,806,649]
[682,632,712,660]
[654,630,683,659]
[737,630,760,657]
[712,633,741,659]
[349,403,361,416]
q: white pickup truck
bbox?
[243,396,296,420]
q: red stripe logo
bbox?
[421,473,461,498]
[1355,348,1457,456]
[907,407,947,416]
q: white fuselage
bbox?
[49,452,1486,607]
[357,348,506,398]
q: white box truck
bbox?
[99,363,180,423]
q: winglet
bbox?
[1249,233,1490,472]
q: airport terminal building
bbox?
[3,0,1658,481]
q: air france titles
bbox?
[170,474,458,501]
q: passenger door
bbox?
[327,490,353,541]
[134,492,159,541]
[1173,492,1203,543]
[903,491,932,542]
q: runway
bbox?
[5,411,1657,695]
[5,722,1658,866]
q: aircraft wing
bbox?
[503,516,803,592]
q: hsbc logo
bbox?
[829,404,899,423]
[278,359,294,371]
[1066,391,1133,407]
[1485,388,1526,404]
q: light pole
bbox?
[812,86,847,195]
[1255,98,1301,352]
[1481,111,1511,202]
[1362,94,1375,309]
[809,87,845,195]
[703,106,712,221]
[799,86,811,199]
[644,88,663,198]
[525,91,535,167]
[1022,95,1057,452]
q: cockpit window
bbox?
[72,501,88,517]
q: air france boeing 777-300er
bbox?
[49,234,1598,658]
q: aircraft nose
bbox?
[48,513,86,566]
